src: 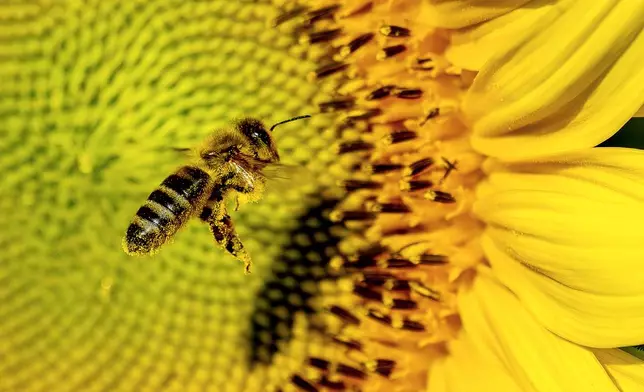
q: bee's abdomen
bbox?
[123,166,211,255]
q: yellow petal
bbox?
[475,148,644,346]
[593,349,644,391]
[419,0,530,29]
[462,0,644,160]
[447,0,556,71]
[428,332,524,392]
[458,271,619,392]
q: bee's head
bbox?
[235,118,280,163]
[199,116,310,166]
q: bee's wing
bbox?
[235,156,310,196]
[262,162,308,183]
[231,160,258,190]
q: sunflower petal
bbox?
[419,0,531,29]
[428,332,523,392]
[475,148,644,346]
[446,1,556,71]
[593,349,644,391]
[458,272,619,392]
[462,0,644,160]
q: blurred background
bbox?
[0,1,352,391]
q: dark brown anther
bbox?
[380,226,426,237]
[401,180,433,192]
[343,1,373,17]
[353,284,383,301]
[350,256,377,269]
[337,140,374,154]
[314,62,349,79]
[350,162,363,172]
[343,179,383,192]
[414,57,435,70]
[388,279,411,291]
[292,375,319,392]
[331,210,377,222]
[406,158,434,176]
[353,244,387,260]
[424,190,456,204]
[401,319,426,331]
[366,85,395,100]
[329,305,360,325]
[305,28,343,44]
[419,107,440,126]
[367,309,393,326]
[379,24,411,37]
[273,6,308,27]
[377,44,407,60]
[364,162,404,174]
[365,275,412,291]
[372,359,396,377]
[319,98,355,112]
[309,357,331,370]
[371,202,411,213]
[332,336,363,351]
[385,130,417,144]
[340,32,374,57]
[390,299,417,310]
[337,364,367,379]
[409,281,441,301]
[318,376,346,391]
[395,89,423,99]
[344,108,382,123]
[415,254,448,265]
[306,4,341,25]
[383,257,415,269]
[361,272,395,286]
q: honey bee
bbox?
[122,115,311,274]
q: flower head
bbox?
[2,0,644,391]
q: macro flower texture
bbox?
[1,0,644,392]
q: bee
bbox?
[122,115,311,274]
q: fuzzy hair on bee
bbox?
[122,115,311,274]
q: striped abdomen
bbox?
[123,166,212,255]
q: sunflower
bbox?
[1,1,643,392]
[281,0,644,390]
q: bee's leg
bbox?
[201,200,252,274]
[209,213,252,274]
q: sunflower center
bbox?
[277,0,487,389]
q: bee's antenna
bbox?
[269,115,311,132]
